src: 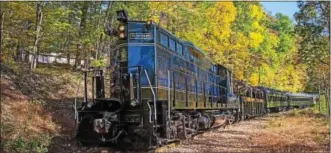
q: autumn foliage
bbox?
[148,2,309,92]
[0,2,329,92]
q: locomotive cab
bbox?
[75,11,158,149]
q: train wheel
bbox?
[77,140,83,147]
[235,111,240,123]
[76,140,90,147]
[228,115,235,124]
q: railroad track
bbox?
[96,117,264,153]
[153,112,298,152]
[94,122,230,153]
[154,121,230,153]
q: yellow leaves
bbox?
[248,73,259,86]
[257,64,306,92]
[157,2,238,62]
[249,32,264,49]
[258,64,275,87]
[208,2,237,34]
[242,4,266,50]
[235,69,244,80]
[204,2,236,41]
[149,2,184,26]
[252,21,263,31]
[149,2,305,92]
[250,5,263,21]
[269,33,279,47]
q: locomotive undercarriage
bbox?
[76,100,238,150]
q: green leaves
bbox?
[295,1,330,91]
[91,58,107,68]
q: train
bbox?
[74,10,318,150]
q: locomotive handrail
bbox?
[168,70,171,120]
[83,66,155,123]
[144,69,157,124]
[74,73,85,123]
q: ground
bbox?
[163,111,329,153]
[1,63,330,153]
[43,110,331,153]
[46,110,330,153]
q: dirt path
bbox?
[164,116,271,153]
[164,113,329,153]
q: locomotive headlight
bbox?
[118,24,126,39]
[119,32,125,39]
[119,25,125,31]
[130,99,140,107]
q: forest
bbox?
[0,1,329,94]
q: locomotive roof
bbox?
[183,41,206,56]
[154,22,233,71]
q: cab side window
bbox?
[160,33,168,47]
[169,38,176,51]
[177,43,183,55]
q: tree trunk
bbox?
[319,83,321,112]
[0,3,3,152]
[326,87,330,115]
[67,53,71,64]
[66,13,72,65]
[74,1,89,69]
[324,86,329,113]
[31,2,43,71]
[15,43,20,61]
[97,1,113,60]
[0,2,4,64]
[66,33,71,65]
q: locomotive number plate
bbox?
[129,33,153,40]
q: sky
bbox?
[261,2,299,20]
